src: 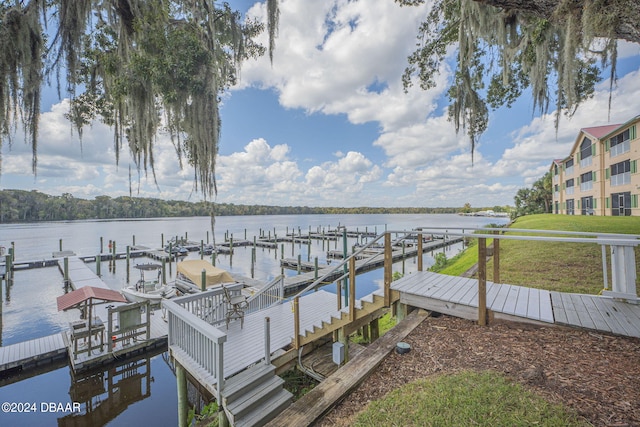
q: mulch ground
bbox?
[317,314,640,426]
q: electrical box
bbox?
[332,342,345,365]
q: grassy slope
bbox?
[457,214,640,294]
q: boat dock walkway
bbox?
[392,271,640,338]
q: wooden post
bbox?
[100,237,104,253]
[161,259,166,284]
[200,240,204,260]
[297,254,301,275]
[63,257,69,286]
[349,257,356,322]
[370,318,380,341]
[176,361,188,427]
[478,238,487,326]
[314,257,318,279]
[201,269,206,292]
[293,297,300,349]
[59,239,63,251]
[133,234,136,246]
[417,233,423,271]
[384,232,392,306]
[338,326,349,364]
[96,254,101,276]
[493,232,500,284]
[264,317,271,365]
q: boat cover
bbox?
[177,260,234,287]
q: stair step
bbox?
[226,375,285,423]
[222,363,275,404]
[234,388,292,427]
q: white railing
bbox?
[163,298,227,403]
[246,275,285,314]
[610,140,630,157]
[580,181,593,192]
[580,156,592,168]
[173,283,245,326]
[566,186,575,195]
[565,166,574,176]
[611,172,631,186]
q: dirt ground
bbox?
[317,314,640,427]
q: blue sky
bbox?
[2,0,640,208]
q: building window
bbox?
[566,199,575,215]
[581,196,594,215]
[565,178,574,195]
[610,129,630,157]
[610,160,631,186]
[565,158,574,176]
[580,171,593,191]
[611,192,631,216]
[579,137,592,167]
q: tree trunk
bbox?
[474,0,640,44]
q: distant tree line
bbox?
[0,189,505,223]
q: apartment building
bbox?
[551,115,639,216]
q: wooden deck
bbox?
[392,271,640,338]
[222,290,338,378]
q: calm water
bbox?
[0,214,507,426]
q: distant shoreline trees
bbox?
[0,189,509,223]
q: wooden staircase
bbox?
[221,363,292,427]
[297,290,389,347]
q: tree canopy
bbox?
[513,171,552,217]
[398,0,640,155]
[0,0,278,197]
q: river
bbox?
[0,213,508,426]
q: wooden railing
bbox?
[163,298,227,404]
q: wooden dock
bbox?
[392,271,640,338]
[0,309,169,377]
[0,333,67,375]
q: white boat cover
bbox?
[177,260,234,287]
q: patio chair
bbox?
[222,285,248,329]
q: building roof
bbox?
[57,286,127,311]
[581,124,621,139]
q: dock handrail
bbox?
[246,274,285,314]
[163,298,227,404]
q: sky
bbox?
[2,0,640,208]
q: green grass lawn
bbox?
[451,214,640,294]
[353,371,587,427]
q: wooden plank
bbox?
[264,310,430,427]
[501,286,521,315]
[549,291,567,325]
[489,284,511,313]
[558,292,581,326]
[424,274,463,300]
[526,288,540,321]
[569,294,597,331]
[590,296,635,337]
[580,295,617,334]
[513,286,530,318]
[606,300,640,338]
[484,282,501,310]
[538,290,554,323]
[399,293,479,321]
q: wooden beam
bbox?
[265,310,430,427]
